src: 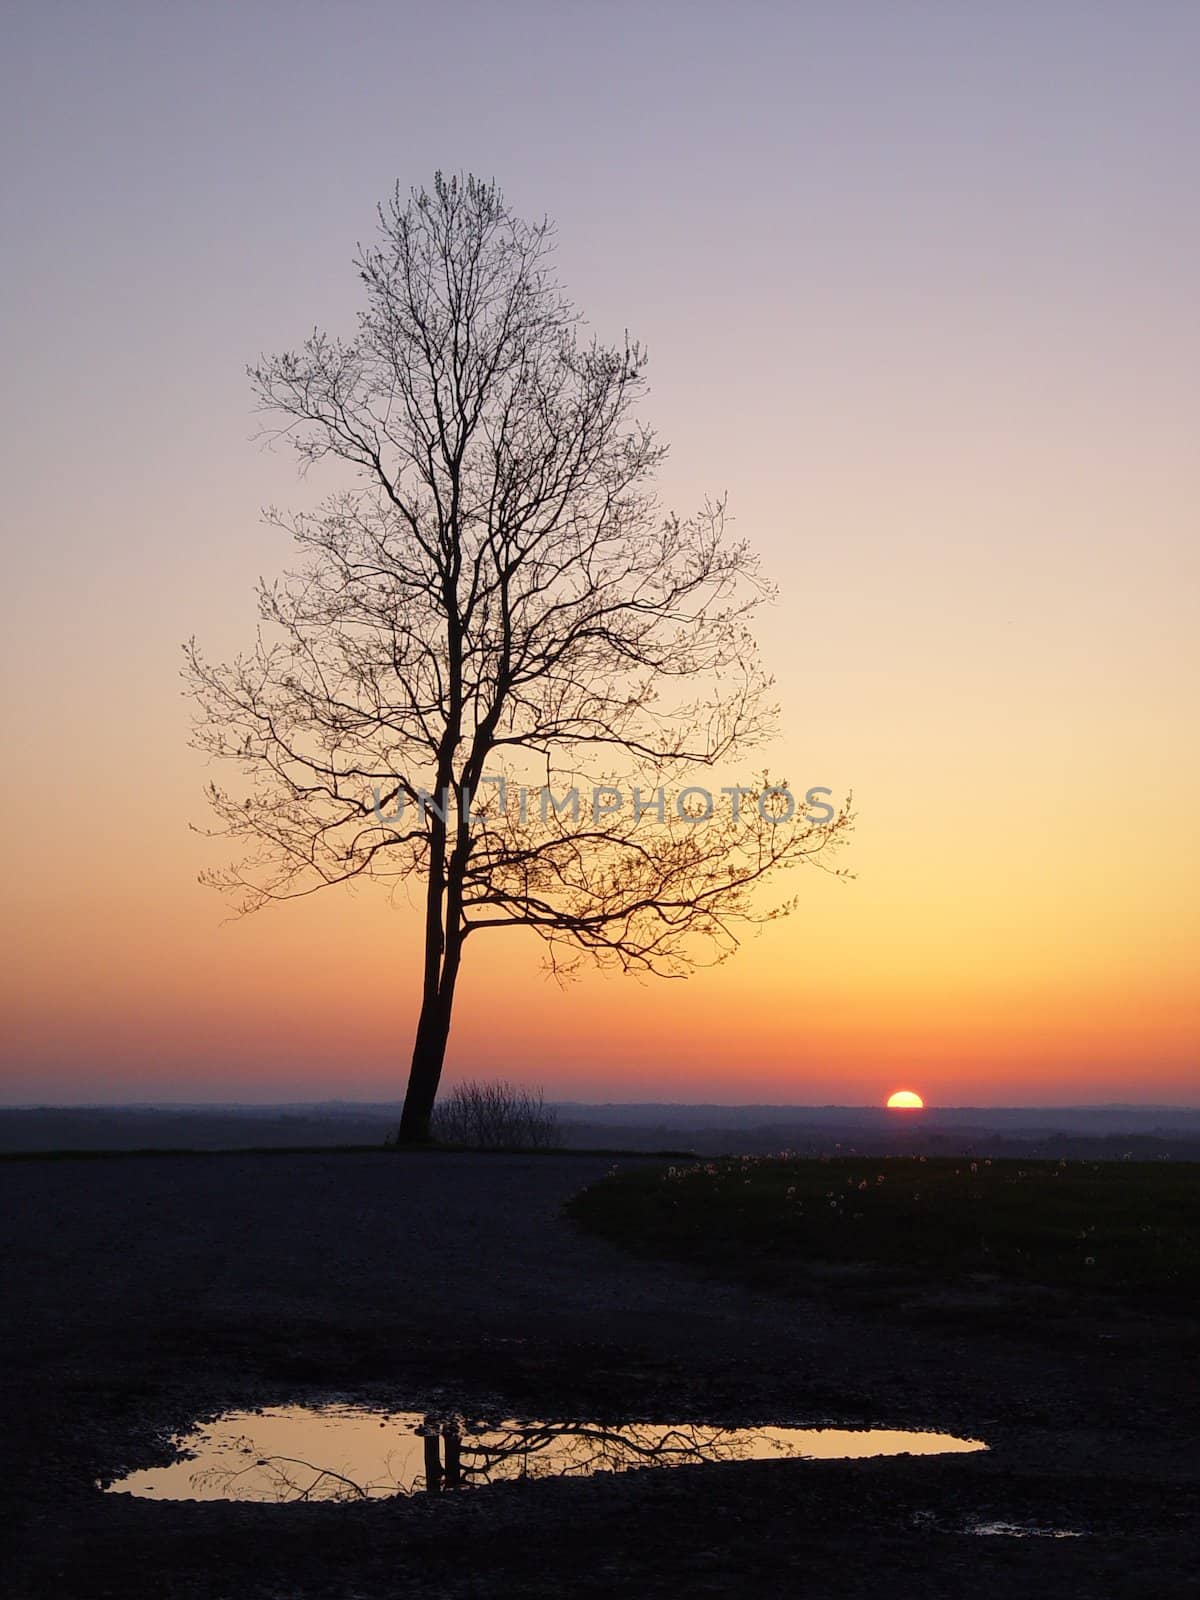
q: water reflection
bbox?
[966,1521,1084,1539]
[913,1511,1086,1540]
[106,1406,987,1503]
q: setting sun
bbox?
[886,1090,925,1109]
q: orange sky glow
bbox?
[2,7,1197,1107]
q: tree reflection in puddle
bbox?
[106,1407,987,1503]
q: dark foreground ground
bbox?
[1,1151,1196,1598]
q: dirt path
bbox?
[1,1151,1194,1596]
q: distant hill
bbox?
[1,1100,1198,1159]
[0,1104,401,1153]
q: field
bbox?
[567,1155,1199,1301]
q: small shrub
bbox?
[431,1080,561,1150]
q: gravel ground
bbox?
[0,1150,1195,1597]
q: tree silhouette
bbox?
[185,173,851,1141]
[192,1413,803,1501]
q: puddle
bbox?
[966,1520,1084,1539]
[914,1511,1086,1539]
[105,1406,988,1502]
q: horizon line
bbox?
[2,1099,1198,1114]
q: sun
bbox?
[886,1089,925,1109]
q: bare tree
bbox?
[185,173,852,1142]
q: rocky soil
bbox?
[1,1150,1195,1597]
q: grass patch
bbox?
[566,1155,1199,1301]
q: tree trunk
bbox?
[422,1431,442,1494]
[442,1423,462,1488]
[397,795,451,1144]
[397,780,469,1144]
[397,997,451,1143]
[397,932,464,1144]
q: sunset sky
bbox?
[2,2,1197,1106]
